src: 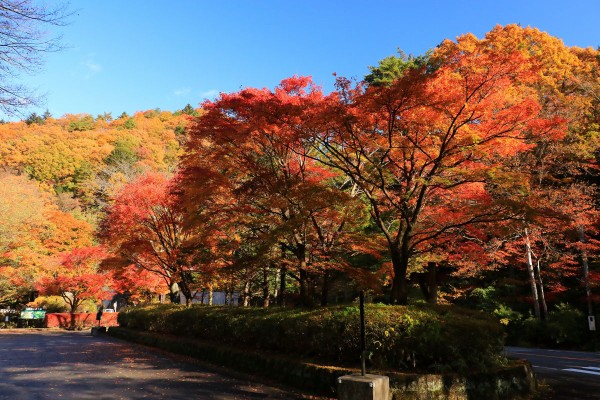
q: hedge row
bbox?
[107,327,535,399]
[118,304,506,373]
[108,327,352,395]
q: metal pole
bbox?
[360,290,366,376]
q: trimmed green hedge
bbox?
[118,304,505,373]
[107,327,535,399]
[108,327,352,395]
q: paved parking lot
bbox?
[0,329,308,400]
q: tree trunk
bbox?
[321,270,330,306]
[535,259,548,320]
[578,225,594,317]
[228,286,235,306]
[242,280,250,307]
[228,272,235,306]
[178,280,192,306]
[208,285,213,306]
[69,300,78,314]
[262,265,270,308]
[278,266,286,306]
[524,228,541,319]
[169,281,180,304]
[299,267,311,306]
[294,242,313,307]
[273,267,280,302]
[389,245,409,305]
[426,262,438,305]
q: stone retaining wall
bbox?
[386,363,536,399]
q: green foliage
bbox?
[68,114,96,132]
[28,295,69,312]
[0,312,19,328]
[53,161,94,195]
[465,286,500,312]
[104,136,140,166]
[123,118,136,129]
[181,104,199,116]
[459,285,598,349]
[493,304,523,327]
[118,304,505,373]
[174,125,186,137]
[458,285,525,329]
[25,112,45,125]
[96,112,112,122]
[109,326,352,395]
[109,326,535,398]
[518,303,589,347]
[77,299,99,313]
[364,49,432,86]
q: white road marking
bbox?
[563,368,600,376]
[582,367,600,371]
[533,365,561,371]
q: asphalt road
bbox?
[0,329,315,400]
[506,346,600,399]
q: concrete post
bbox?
[338,373,390,400]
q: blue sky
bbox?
[17,0,600,120]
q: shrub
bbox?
[519,303,588,347]
[27,296,69,313]
[118,304,505,373]
[545,303,586,345]
[0,312,19,328]
[466,287,500,312]
[77,299,98,313]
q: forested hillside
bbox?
[0,107,194,305]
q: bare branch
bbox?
[0,0,71,116]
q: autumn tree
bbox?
[100,172,202,304]
[417,27,600,317]
[37,246,112,313]
[111,264,165,304]
[0,173,48,302]
[303,27,566,304]
[0,110,189,303]
[482,27,600,318]
[0,171,97,305]
[179,78,371,306]
[0,173,47,256]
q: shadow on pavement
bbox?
[0,330,311,400]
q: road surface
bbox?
[506,346,600,399]
[0,329,317,400]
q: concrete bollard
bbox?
[338,373,390,400]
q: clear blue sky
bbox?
[18,0,600,120]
